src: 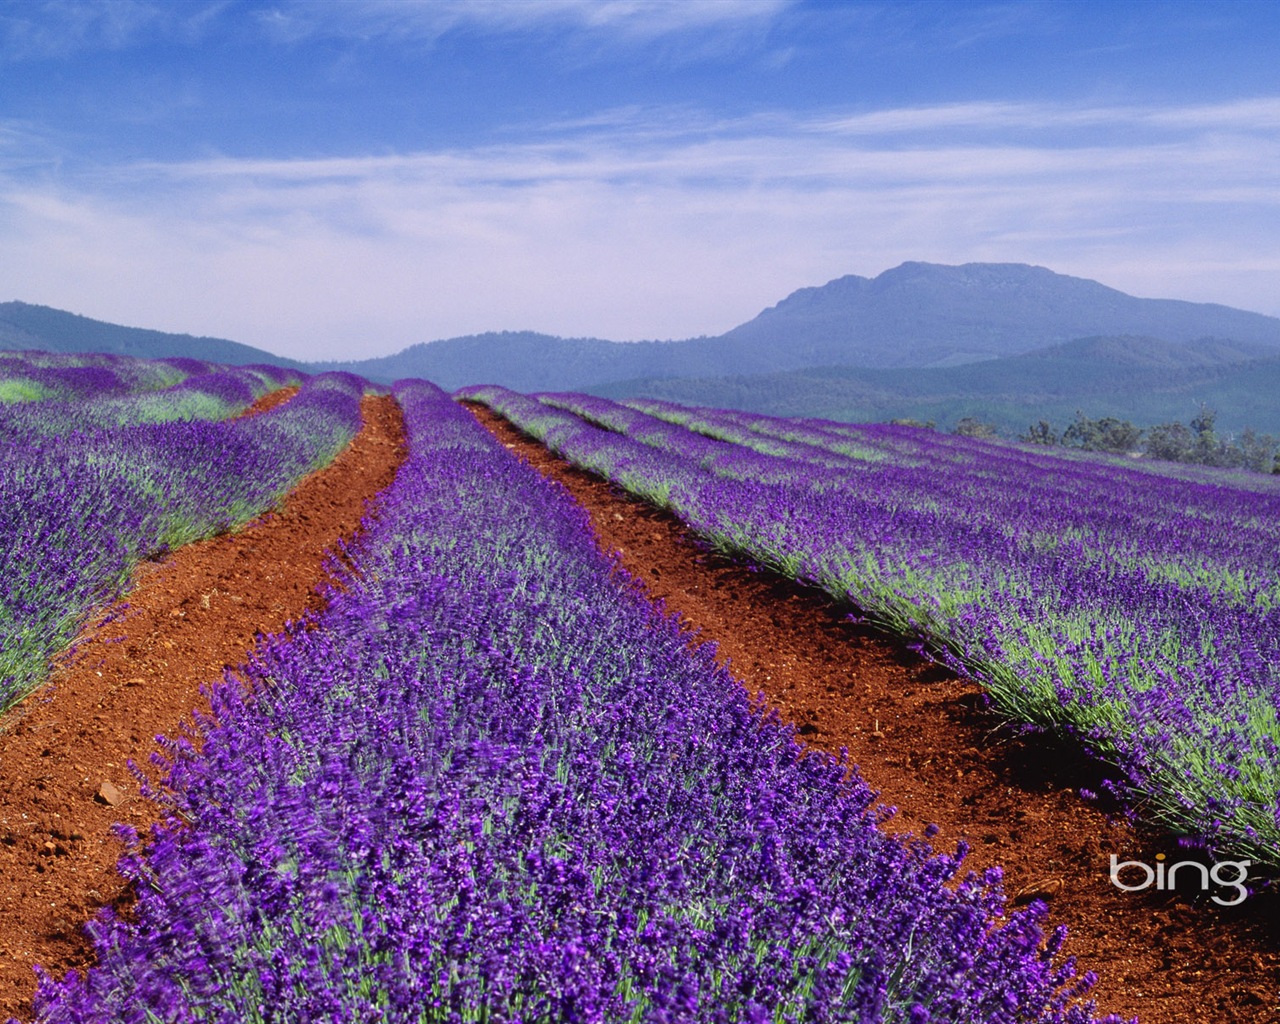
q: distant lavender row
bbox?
[0,351,192,403]
[461,385,1280,868]
[624,395,1280,586]
[0,350,294,409]
[0,354,305,440]
[539,391,880,479]
[629,393,1280,495]
[33,380,1121,1023]
[0,371,362,712]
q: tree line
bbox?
[946,406,1280,474]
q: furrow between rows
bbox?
[0,393,405,1021]
[466,401,1280,1024]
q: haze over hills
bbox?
[598,336,1280,435]
[714,262,1280,369]
[5,262,1280,432]
[321,262,1280,390]
[0,302,308,370]
[1015,334,1278,369]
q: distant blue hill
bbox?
[595,336,1280,435]
[322,262,1280,388]
[713,262,1280,369]
[0,301,307,369]
[8,263,1280,433]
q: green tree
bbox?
[1144,406,1276,472]
[953,417,999,439]
[1143,421,1194,462]
[1021,420,1058,445]
[1234,427,1279,473]
[1190,403,1221,464]
[1063,412,1142,453]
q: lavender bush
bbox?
[0,353,181,405]
[0,351,290,413]
[460,385,1280,869]
[0,371,362,712]
[0,366,304,442]
[31,380,1121,1023]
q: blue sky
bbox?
[2,0,1279,360]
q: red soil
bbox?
[0,391,405,1021]
[469,402,1280,1024]
[241,385,300,415]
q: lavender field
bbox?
[22,378,1121,1023]
[0,353,361,712]
[27,349,1280,1019]
[459,385,1280,873]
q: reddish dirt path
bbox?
[240,385,299,414]
[0,391,405,1021]
[469,403,1280,1024]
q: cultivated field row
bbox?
[4,352,1277,1021]
[460,385,1280,876]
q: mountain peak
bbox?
[720,261,1280,369]
[9,262,1280,390]
[871,260,1108,293]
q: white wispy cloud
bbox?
[1144,96,1280,130]
[258,0,791,49]
[0,0,215,61]
[2,95,1279,359]
[815,97,1280,137]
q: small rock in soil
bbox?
[94,781,124,807]
[1013,877,1064,903]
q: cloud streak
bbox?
[2,96,1279,360]
[0,1,217,62]
[258,0,792,51]
[2,0,792,66]
[816,96,1280,137]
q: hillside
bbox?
[325,262,1280,388]
[9,264,1280,428]
[715,262,1280,369]
[316,331,693,393]
[594,336,1280,435]
[0,302,307,369]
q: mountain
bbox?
[594,335,1280,435]
[714,262,1280,369]
[8,264,1280,430]
[316,331,687,393]
[1017,334,1277,369]
[325,262,1280,388]
[0,302,307,369]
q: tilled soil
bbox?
[0,391,405,1021]
[470,403,1280,1024]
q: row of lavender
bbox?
[459,385,1280,870]
[0,351,194,404]
[33,380,1121,1023]
[0,364,363,712]
[0,351,302,438]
